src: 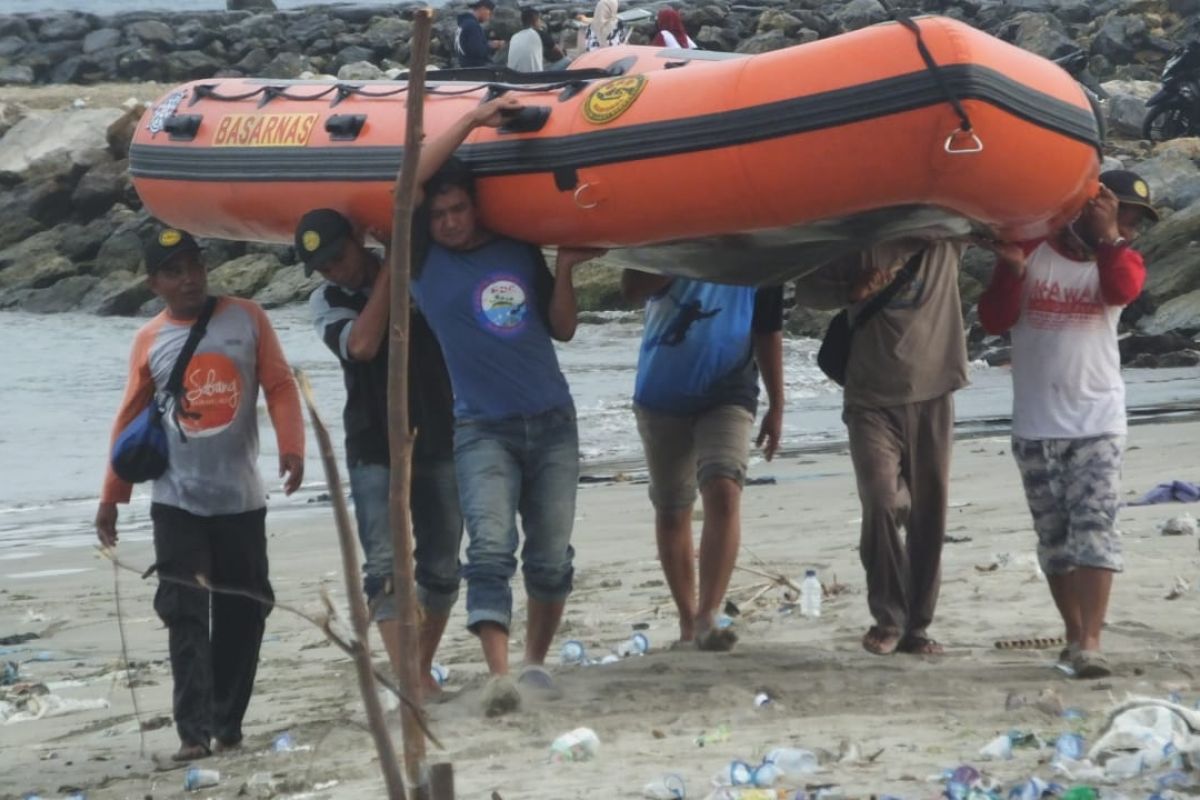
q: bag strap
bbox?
[164,296,218,435]
[852,248,925,330]
[879,1,975,136]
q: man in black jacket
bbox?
[455,0,502,68]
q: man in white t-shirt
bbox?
[507,7,545,72]
[977,170,1155,679]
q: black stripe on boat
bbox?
[130,64,1102,182]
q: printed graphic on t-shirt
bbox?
[178,351,243,437]
[1027,277,1106,330]
[475,274,530,335]
[886,275,927,310]
[646,296,722,349]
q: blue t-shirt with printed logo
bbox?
[412,236,573,421]
[634,279,784,415]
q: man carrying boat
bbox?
[408,95,606,716]
[620,271,785,652]
[298,209,462,699]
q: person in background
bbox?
[456,0,503,68]
[299,209,462,699]
[621,271,784,652]
[409,95,607,716]
[508,7,546,72]
[650,7,696,49]
[96,227,304,761]
[586,0,624,50]
[977,170,1154,679]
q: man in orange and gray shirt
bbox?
[94,227,305,762]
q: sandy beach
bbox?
[3,416,1199,800]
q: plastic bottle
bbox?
[549,727,600,763]
[1059,787,1096,800]
[560,640,587,666]
[979,733,1014,761]
[800,571,822,618]
[617,632,650,658]
[642,773,686,799]
[430,663,449,687]
[1053,734,1085,763]
[272,732,296,752]
[184,767,220,791]
[713,760,755,787]
[764,746,819,777]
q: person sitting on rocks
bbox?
[977,170,1155,680]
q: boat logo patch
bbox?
[147,91,186,138]
[213,113,320,147]
[583,75,647,125]
[301,231,321,252]
[158,229,183,247]
[1133,179,1149,199]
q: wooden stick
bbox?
[733,563,802,593]
[388,9,435,798]
[430,763,455,800]
[109,557,146,757]
[296,370,408,800]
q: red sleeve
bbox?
[1095,244,1146,306]
[245,300,305,459]
[977,240,1040,335]
[100,320,163,504]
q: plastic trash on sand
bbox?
[643,773,686,799]
[549,727,600,763]
[980,733,1014,761]
[2,695,109,724]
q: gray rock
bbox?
[338,60,384,81]
[334,44,376,71]
[174,20,217,51]
[208,253,282,297]
[126,19,176,47]
[20,275,100,313]
[0,254,77,291]
[0,100,25,138]
[0,34,27,59]
[19,40,82,80]
[94,226,149,277]
[82,27,123,54]
[785,306,837,338]
[116,47,163,81]
[365,17,412,48]
[26,177,78,228]
[254,265,322,309]
[1107,93,1148,138]
[83,270,153,316]
[1139,201,1200,302]
[38,13,94,42]
[0,108,125,177]
[757,10,804,37]
[261,52,312,79]
[234,47,271,73]
[0,15,32,40]
[683,5,731,30]
[1100,78,1159,102]
[834,0,887,31]
[1157,350,1200,367]
[1000,13,1078,59]
[72,158,130,221]
[1090,13,1149,64]
[0,65,34,85]
[50,56,108,85]
[227,0,278,10]
[0,214,42,251]
[287,14,344,46]
[164,49,223,81]
[1138,289,1200,335]
[1129,150,1200,211]
[56,217,113,261]
[736,29,789,54]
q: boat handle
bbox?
[944,128,984,154]
[574,183,600,209]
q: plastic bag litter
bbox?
[1087,699,1200,771]
[2,694,110,724]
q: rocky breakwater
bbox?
[0,0,1198,368]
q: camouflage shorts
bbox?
[1011,435,1125,576]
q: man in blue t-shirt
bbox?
[622,272,785,652]
[410,95,605,716]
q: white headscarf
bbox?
[589,0,620,46]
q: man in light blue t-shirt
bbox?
[623,272,784,652]
[410,96,605,716]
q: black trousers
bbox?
[151,503,273,747]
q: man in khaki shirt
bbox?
[798,239,967,656]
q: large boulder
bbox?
[94,215,155,277]
[757,10,805,37]
[37,13,94,42]
[0,35,26,59]
[1107,93,1148,138]
[1139,200,1200,303]
[833,0,888,31]
[0,254,77,292]
[254,266,322,309]
[227,0,278,10]
[126,19,176,48]
[785,306,837,338]
[1138,289,1200,335]
[338,60,384,81]
[82,27,122,54]
[736,30,790,55]
[1090,13,1150,64]
[1000,13,1078,59]
[82,270,153,316]
[72,158,131,221]
[0,108,125,178]
[164,49,224,81]
[0,64,34,85]
[261,52,312,79]
[1129,150,1200,211]
[21,275,100,313]
[0,100,25,138]
[207,253,282,297]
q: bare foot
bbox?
[481,674,521,718]
[421,673,443,701]
[171,742,212,762]
[695,626,738,652]
[862,626,901,655]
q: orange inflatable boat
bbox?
[130,15,1102,284]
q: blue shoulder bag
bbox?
[111,297,217,483]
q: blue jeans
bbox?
[454,406,579,632]
[348,455,463,621]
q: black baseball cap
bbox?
[1099,169,1160,223]
[144,226,201,273]
[295,208,353,276]
[471,0,496,9]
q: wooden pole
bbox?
[388,9,435,798]
[295,371,407,800]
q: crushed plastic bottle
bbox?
[800,571,822,618]
[617,633,650,658]
[430,663,449,687]
[1102,752,1144,780]
[763,747,819,777]
[560,640,586,665]
[1006,777,1048,800]
[643,773,687,799]
[979,734,1014,761]
[184,767,220,791]
[272,732,296,752]
[549,727,600,763]
[1053,734,1085,763]
[713,761,756,788]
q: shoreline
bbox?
[3,416,1200,799]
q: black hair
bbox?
[521,6,541,26]
[413,156,477,275]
